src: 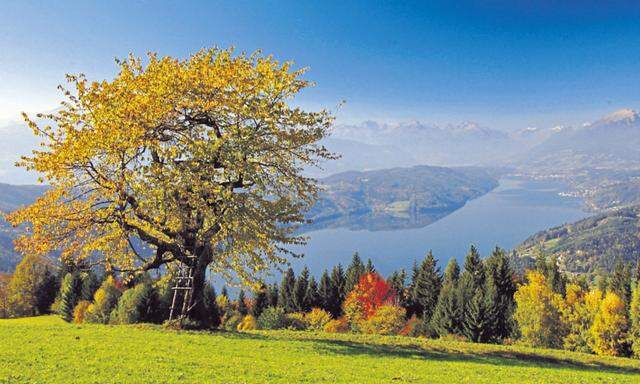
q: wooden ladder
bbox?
[168,256,197,322]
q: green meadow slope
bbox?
[1,316,639,383]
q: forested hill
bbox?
[0,183,49,272]
[513,205,640,274]
[306,165,498,231]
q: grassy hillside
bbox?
[514,205,640,274]
[1,316,639,383]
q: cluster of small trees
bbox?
[0,255,59,318]
[515,256,640,357]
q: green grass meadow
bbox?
[1,316,639,383]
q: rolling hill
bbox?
[513,205,640,274]
[306,165,498,231]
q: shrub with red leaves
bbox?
[344,273,396,320]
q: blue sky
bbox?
[2,1,640,129]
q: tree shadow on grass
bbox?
[219,332,640,377]
[306,338,640,376]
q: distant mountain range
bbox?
[323,121,516,174]
[513,205,640,275]
[517,109,640,173]
[317,110,640,184]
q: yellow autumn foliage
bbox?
[237,315,257,331]
[589,292,629,356]
[514,271,565,348]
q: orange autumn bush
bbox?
[73,300,91,324]
[324,317,350,333]
[343,273,398,332]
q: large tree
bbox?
[7,48,334,326]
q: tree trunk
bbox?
[185,256,211,328]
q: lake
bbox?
[290,177,589,276]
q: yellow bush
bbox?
[306,308,332,331]
[286,312,307,330]
[73,300,92,324]
[359,305,406,335]
[589,292,629,356]
[324,317,350,333]
[237,315,257,331]
[343,294,366,332]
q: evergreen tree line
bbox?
[257,247,517,342]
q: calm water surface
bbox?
[290,177,588,275]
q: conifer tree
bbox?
[345,253,365,294]
[388,269,407,310]
[318,269,332,312]
[305,276,321,309]
[328,264,346,317]
[407,261,419,316]
[609,258,632,305]
[252,284,268,318]
[535,251,566,296]
[464,245,485,289]
[454,246,487,341]
[595,272,609,295]
[58,273,81,322]
[266,283,279,308]
[293,267,310,312]
[535,250,547,274]
[221,286,229,299]
[80,271,102,302]
[409,251,442,324]
[547,255,566,296]
[484,246,517,340]
[237,290,248,316]
[35,267,59,315]
[365,259,376,275]
[431,259,462,336]
[463,289,490,342]
[203,284,221,327]
[278,267,296,312]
